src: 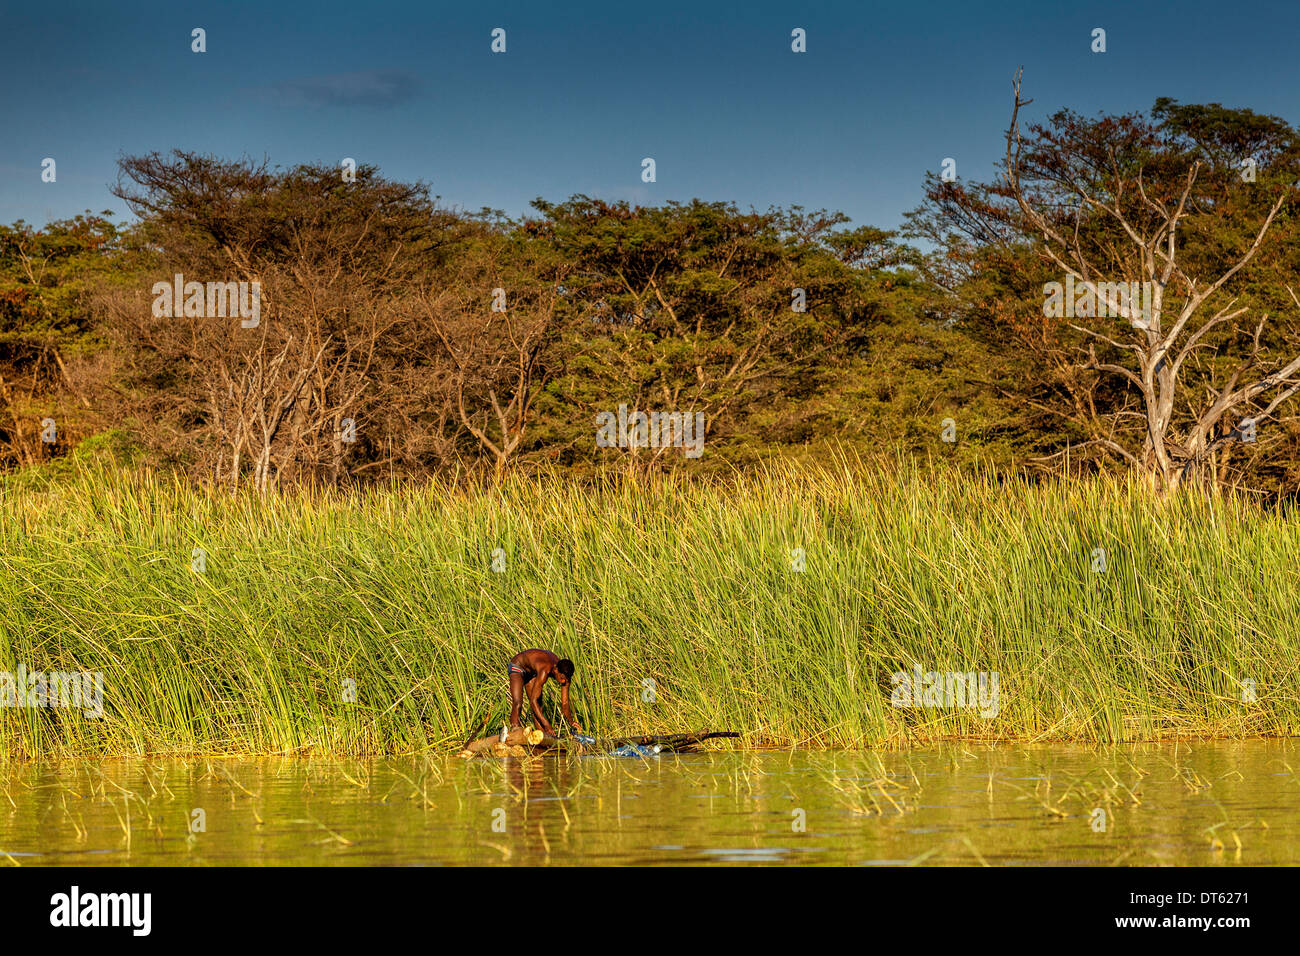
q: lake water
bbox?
[2,741,1297,865]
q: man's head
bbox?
[555,658,575,686]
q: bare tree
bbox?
[422,242,570,475]
[103,153,447,490]
[1003,71,1300,492]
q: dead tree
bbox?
[1004,71,1300,492]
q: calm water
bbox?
[2,741,1298,865]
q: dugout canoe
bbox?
[457,729,739,757]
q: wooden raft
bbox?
[457,729,739,758]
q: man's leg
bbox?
[508,672,525,729]
[527,678,555,735]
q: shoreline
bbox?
[4,732,1298,763]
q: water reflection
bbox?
[1,741,1296,865]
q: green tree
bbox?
[0,212,121,466]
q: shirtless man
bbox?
[507,648,580,736]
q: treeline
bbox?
[1,153,1011,487]
[3,92,1300,493]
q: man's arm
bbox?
[560,684,580,732]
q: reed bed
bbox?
[1,457,1297,757]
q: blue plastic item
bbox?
[609,743,660,758]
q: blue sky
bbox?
[4,0,1299,232]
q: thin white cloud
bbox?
[256,70,422,108]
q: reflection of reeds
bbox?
[286,816,355,847]
[823,754,918,816]
[0,745,1291,865]
[2,458,1298,757]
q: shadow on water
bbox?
[2,740,1298,865]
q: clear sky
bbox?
[4,0,1299,232]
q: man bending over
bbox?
[507,648,580,737]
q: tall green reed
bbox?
[1,457,1296,756]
